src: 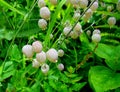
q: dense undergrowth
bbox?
[0,0,120,92]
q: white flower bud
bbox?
[78,0,88,9]
[74,23,82,32]
[50,0,57,5]
[85,9,93,18]
[22,45,33,58]
[58,49,64,57]
[46,48,58,63]
[38,19,47,30]
[32,59,40,68]
[92,34,101,43]
[107,17,116,26]
[41,63,49,74]
[86,30,91,36]
[63,26,72,36]
[90,1,98,11]
[40,7,50,20]
[38,0,46,8]
[73,12,80,20]
[36,51,46,64]
[93,29,101,34]
[107,6,113,12]
[57,63,64,71]
[70,31,79,39]
[32,41,42,53]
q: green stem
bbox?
[0,0,38,79]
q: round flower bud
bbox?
[50,0,57,5]
[22,45,33,58]
[41,63,49,74]
[36,51,46,64]
[93,29,101,34]
[73,12,80,20]
[58,49,64,57]
[46,48,58,63]
[70,31,79,39]
[90,1,98,11]
[57,63,64,71]
[85,9,93,18]
[107,17,116,26]
[78,0,88,9]
[92,34,101,43]
[38,0,46,8]
[63,26,72,36]
[40,7,50,20]
[107,6,113,12]
[32,59,40,68]
[74,23,82,32]
[32,41,42,53]
[38,19,47,30]
[86,30,91,36]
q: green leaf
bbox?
[88,66,120,92]
[71,82,87,91]
[89,43,113,59]
[9,44,21,61]
[105,45,120,70]
[1,61,15,81]
[0,0,25,16]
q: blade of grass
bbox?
[44,0,66,49]
[0,0,25,16]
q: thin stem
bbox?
[0,0,38,78]
[57,0,96,47]
[76,43,98,70]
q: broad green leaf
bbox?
[89,66,120,92]
[105,45,120,70]
[89,43,113,59]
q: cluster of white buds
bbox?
[70,23,83,39]
[73,9,81,20]
[38,0,51,30]
[82,1,98,22]
[91,29,101,43]
[22,40,65,74]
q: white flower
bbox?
[22,45,33,58]
[46,48,58,63]
[32,59,40,68]
[58,49,64,57]
[92,34,101,43]
[107,17,116,26]
[36,51,46,64]
[32,41,42,53]
[38,19,47,30]
[41,63,49,74]
[57,63,64,71]
[40,7,50,20]
[38,0,46,8]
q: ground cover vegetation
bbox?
[0,0,120,92]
